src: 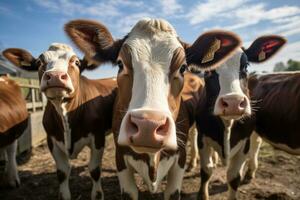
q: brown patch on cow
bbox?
[181,72,205,126]
[0,77,28,148]
[112,45,134,145]
[251,73,300,150]
[0,77,28,133]
[43,77,117,152]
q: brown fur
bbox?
[0,77,28,147]
[250,73,300,150]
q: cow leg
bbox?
[5,140,20,188]
[164,158,185,200]
[49,139,71,200]
[89,146,104,200]
[227,148,247,200]
[212,151,219,168]
[244,132,262,183]
[118,165,138,200]
[187,124,199,171]
[197,142,214,200]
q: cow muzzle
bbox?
[118,109,177,153]
[40,71,74,99]
[214,94,250,119]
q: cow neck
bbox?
[221,118,234,165]
[201,87,235,164]
[51,99,71,155]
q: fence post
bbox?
[29,79,36,112]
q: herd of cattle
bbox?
[0,18,299,200]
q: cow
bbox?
[0,76,28,188]
[64,18,242,200]
[194,35,286,200]
[249,71,300,155]
[3,44,117,200]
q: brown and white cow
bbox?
[194,35,286,200]
[3,44,117,200]
[0,76,28,188]
[65,18,241,199]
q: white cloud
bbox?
[33,0,123,17]
[0,5,12,15]
[186,0,246,25]
[187,0,300,39]
[160,0,183,15]
[115,12,154,34]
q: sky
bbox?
[0,0,300,79]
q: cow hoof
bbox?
[92,191,103,200]
[58,192,71,200]
[242,173,253,185]
[4,175,20,189]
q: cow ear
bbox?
[3,48,38,71]
[79,56,100,73]
[65,19,123,65]
[186,30,241,71]
[244,35,286,63]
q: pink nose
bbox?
[217,95,248,116]
[125,110,170,151]
[43,71,69,89]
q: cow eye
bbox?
[180,64,187,74]
[35,59,42,67]
[117,60,124,73]
[75,60,81,67]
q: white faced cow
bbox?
[195,35,286,200]
[65,18,241,200]
[3,44,117,200]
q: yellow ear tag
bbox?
[20,61,31,66]
[201,38,221,64]
[258,50,266,61]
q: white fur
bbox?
[40,43,75,93]
[117,166,139,200]
[126,154,175,193]
[214,49,251,116]
[51,102,71,155]
[51,137,71,200]
[118,18,182,150]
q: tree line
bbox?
[273,59,300,72]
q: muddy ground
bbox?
[1,135,300,200]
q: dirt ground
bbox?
[1,135,300,200]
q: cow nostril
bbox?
[157,118,169,135]
[60,73,68,80]
[128,115,139,135]
[221,98,229,108]
[44,73,51,81]
[240,98,247,109]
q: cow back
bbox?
[0,77,28,147]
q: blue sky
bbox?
[1,0,300,78]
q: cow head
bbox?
[3,44,94,102]
[204,35,286,120]
[65,18,241,153]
